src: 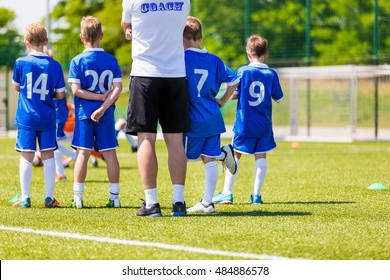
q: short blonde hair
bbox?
[246,34,268,58]
[80,16,102,45]
[24,22,47,46]
[183,16,202,41]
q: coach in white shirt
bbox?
[121,0,191,217]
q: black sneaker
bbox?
[136,201,162,217]
[171,201,187,216]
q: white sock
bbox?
[19,157,32,200]
[73,182,84,201]
[43,158,56,199]
[172,184,185,204]
[58,144,76,161]
[203,161,218,204]
[253,158,267,195]
[222,158,239,195]
[145,188,158,209]
[54,149,65,177]
[109,183,120,200]
[125,133,137,148]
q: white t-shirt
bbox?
[122,0,191,77]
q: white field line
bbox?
[0,225,297,260]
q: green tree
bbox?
[0,7,23,67]
[50,0,131,70]
[49,0,390,68]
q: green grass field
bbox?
[0,138,389,260]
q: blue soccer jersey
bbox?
[184,48,239,137]
[68,48,122,121]
[55,97,68,125]
[12,51,66,131]
[233,62,283,138]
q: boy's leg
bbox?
[20,152,34,200]
[203,160,218,204]
[252,155,267,204]
[58,143,76,161]
[73,149,90,203]
[223,157,239,195]
[101,149,120,204]
[41,150,56,199]
[54,148,66,179]
[212,156,240,204]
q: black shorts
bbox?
[126,76,190,135]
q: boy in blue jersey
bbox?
[183,16,240,213]
[12,22,66,208]
[68,16,122,209]
[213,34,283,205]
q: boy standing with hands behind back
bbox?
[68,16,122,209]
[12,22,66,208]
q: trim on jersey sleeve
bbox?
[226,78,240,86]
[68,78,81,84]
[55,87,67,93]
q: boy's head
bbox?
[24,22,48,49]
[80,16,103,46]
[246,34,268,60]
[183,16,203,46]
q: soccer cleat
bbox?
[187,200,215,213]
[251,194,263,204]
[221,144,237,174]
[106,198,121,208]
[136,201,162,217]
[55,174,68,182]
[212,192,233,204]
[131,146,138,153]
[13,197,31,208]
[171,201,187,216]
[45,197,60,208]
[70,199,83,209]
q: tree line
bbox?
[1,0,390,69]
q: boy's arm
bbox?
[13,85,20,92]
[54,89,66,99]
[216,82,239,108]
[70,83,108,102]
[91,82,122,122]
[230,94,238,101]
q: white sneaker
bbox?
[221,144,237,174]
[187,200,215,213]
[106,198,121,208]
[71,199,83,209]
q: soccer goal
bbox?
[274,65,390,142]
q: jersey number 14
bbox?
[26,72,50,101]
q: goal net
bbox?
[274,65,390,142]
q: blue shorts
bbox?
[184,135,222,161]
[57,123,67,140]
[15,128,57,152]
[232,135,276,155]
[72,118,118,152]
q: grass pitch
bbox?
[0,138,389,260]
